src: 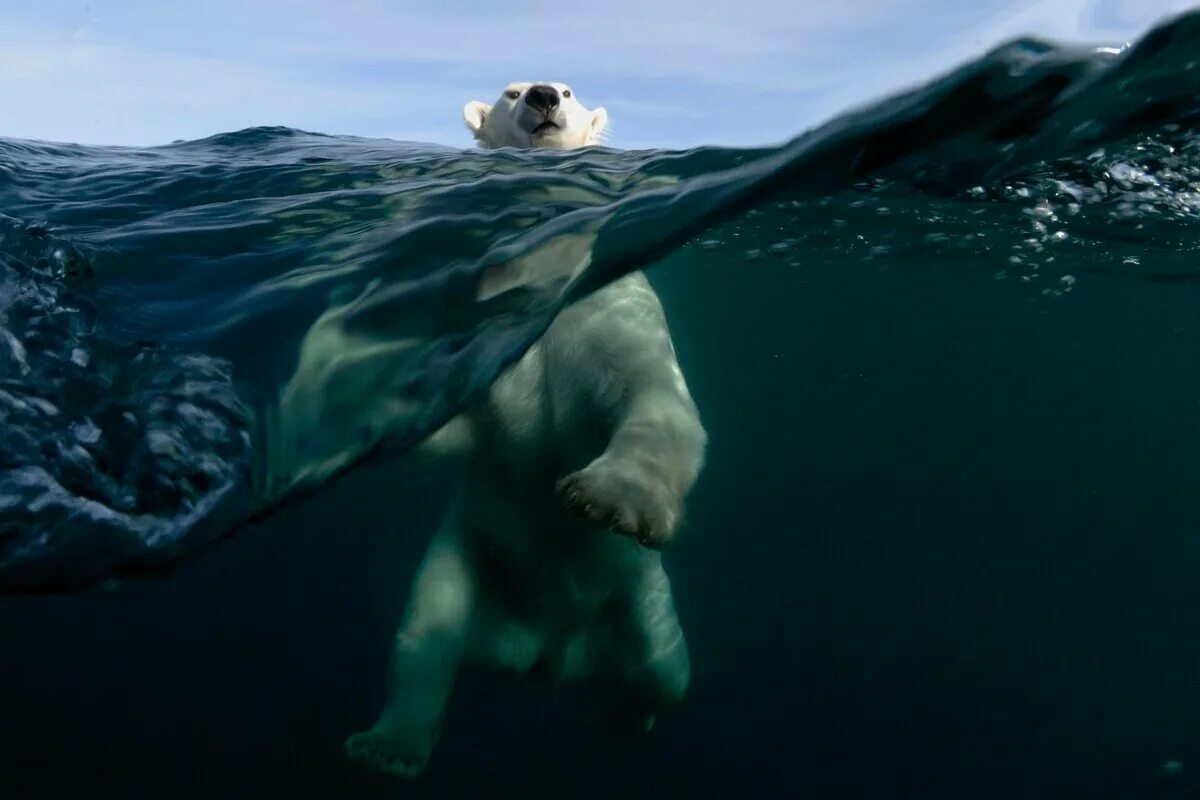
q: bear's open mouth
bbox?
[532,121,560,135]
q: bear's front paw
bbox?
[344,728,430,779]
[557,458,681,548]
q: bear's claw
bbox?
[556,460,680,548]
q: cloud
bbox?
[0,0,1191,148]
[0,17,468,145]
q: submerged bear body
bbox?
[345,84,705,778]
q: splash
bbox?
[2,11,1200,590]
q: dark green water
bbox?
[3,11,1200,799]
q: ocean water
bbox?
[3,11,1200,798]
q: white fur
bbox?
[344,87,704,779]
[463,82,609,149]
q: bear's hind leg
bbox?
[345,527,474,779]
[601,563,690,736]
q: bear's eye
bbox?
[506,90,520,100]
[562,89,572,98]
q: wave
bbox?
[2,11,1199,590]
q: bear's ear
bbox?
[463,101,491,135]
[589,107,609,143]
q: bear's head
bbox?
[463,83,608,150]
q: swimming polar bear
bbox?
[463,80,609,149]
[344,83,706,778]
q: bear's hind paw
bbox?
[344,729,429,779]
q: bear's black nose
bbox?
[524,85,559,114]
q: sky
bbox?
[1,0,1195,150]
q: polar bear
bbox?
[343,83,706,778]
[462,80,609,149]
